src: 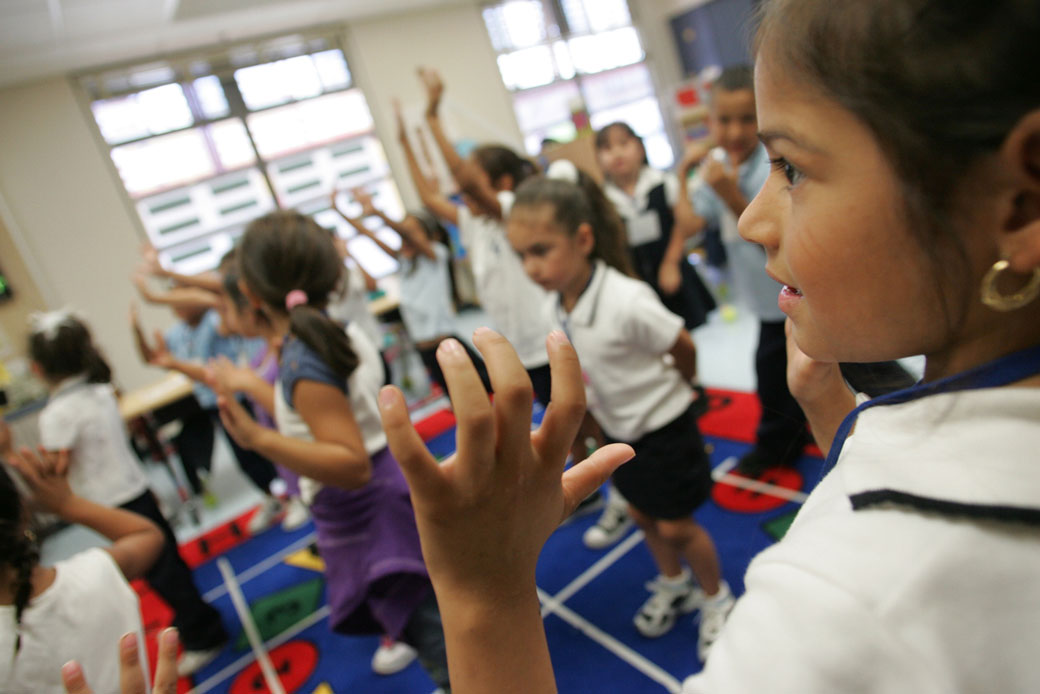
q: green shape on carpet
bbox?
[762,510,798,542]
[234,577,325,651]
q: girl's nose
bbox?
[737,182,779,250]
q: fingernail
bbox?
[161,627,179,649]
[378,386,397,410]
[549,330,569,345]
[62,661,81,679]
[120,632,138,655]
[439,338,464,356]
[473,326,493,339]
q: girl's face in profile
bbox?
[738,55,963,366]
[507,204,591,295]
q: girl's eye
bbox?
[769,156,804,186]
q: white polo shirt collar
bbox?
[555,261,607,331]
[50,374,90,399]
[836,388,1040,526]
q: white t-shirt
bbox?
[398,242,457,343]
[38,377,149,507]
[0,548,146,694]
[457,191,553,369]
[603,167,681,248]
[326,265,383,350]
[275,322,387,505]
[550,261,692,441]
[684,387,1040,693]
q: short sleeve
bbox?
[497,190,516,218]
[279,337,346,408]
[38,402,80,451]
[662,172,680,207]
[622,282,684,355]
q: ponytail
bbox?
[513,170,635,278]
[473,145,540,189]
[239,211,359,381]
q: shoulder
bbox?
[58,546,125,584]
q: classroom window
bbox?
[482,0,674,170]
[79,32,401,278]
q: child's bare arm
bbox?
[668,329,698,383]
[396,98,460,225]
[784,319,855,456]
[418,68,504,220]
[7,448,163,581]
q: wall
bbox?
[0,77,171,390]
[0,208,48,360]
[344,1,525,209]
[0,0,696,390]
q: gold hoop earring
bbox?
[981,259,1040,311]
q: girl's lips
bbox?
[778,284,803,313]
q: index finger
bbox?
[152,628,180,694]
[61,661,93,694]
[117,633,147,694]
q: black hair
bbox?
[238,211,358,381]
[1,464,38,655]
[28,315,112,385]
[754,0,1040,330]
[712,64,754,94]
[512,171,635,278]
[593,122,650,166]
[472,145,538,189]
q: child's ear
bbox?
[495,173,515,192]
[576,222,595,256]
[998,110,1040,272]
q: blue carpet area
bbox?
[183,419,824,694]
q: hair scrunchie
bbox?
[545,159,580,184]
[285,290,308,310]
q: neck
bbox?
[269,313,291,336]
[560,262,594,313]
[613,168,640,194]
[923,310,1040,384]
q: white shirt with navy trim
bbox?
[604,167,681,248]
[38,376,149,507]
[458,191,553,369]
[685,387,1040,693]
[550,261,691,442]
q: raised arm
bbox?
[395,98,460,225]
[418,68,504,220]
[7,447,162,581]
[132,274,221,311]
[378,330,634,694]
[330,189,401,260]
[130,309,210,383]
[208,355,276,418]
[140,243,224,294]
[660,142,711,295]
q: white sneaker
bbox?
[247,496,283,534]
[582,489,633,549]
[176,645,222,677]
[634,571,703,638]
[697,581,735,662]
[371,638,417,675]
[280,496,310,531]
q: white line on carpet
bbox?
[711,456,809,504]
[190,605,331,694]
[216,558,285,694]
[542,530,645,617]
[538,588,684,694]
[203,531,318,602]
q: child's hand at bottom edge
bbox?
[62,627,179,694]
[378,327,634,602]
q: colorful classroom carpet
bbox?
[134,388,825,694]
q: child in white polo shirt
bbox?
[506,167,734,659]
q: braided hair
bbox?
[1,464,38,655]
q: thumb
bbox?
[560,443,634,518]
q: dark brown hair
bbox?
[755,0,1040,324]
[513,173,635,278]
[29,316,112,384]
[238,211,358,381]
[1,465,37,655]
[472,145,538,190]
[593,122,649,166]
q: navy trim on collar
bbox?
[850,489,1040,527]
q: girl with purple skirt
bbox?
[215,211,449,691]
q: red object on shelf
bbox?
[676,86,700,107]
